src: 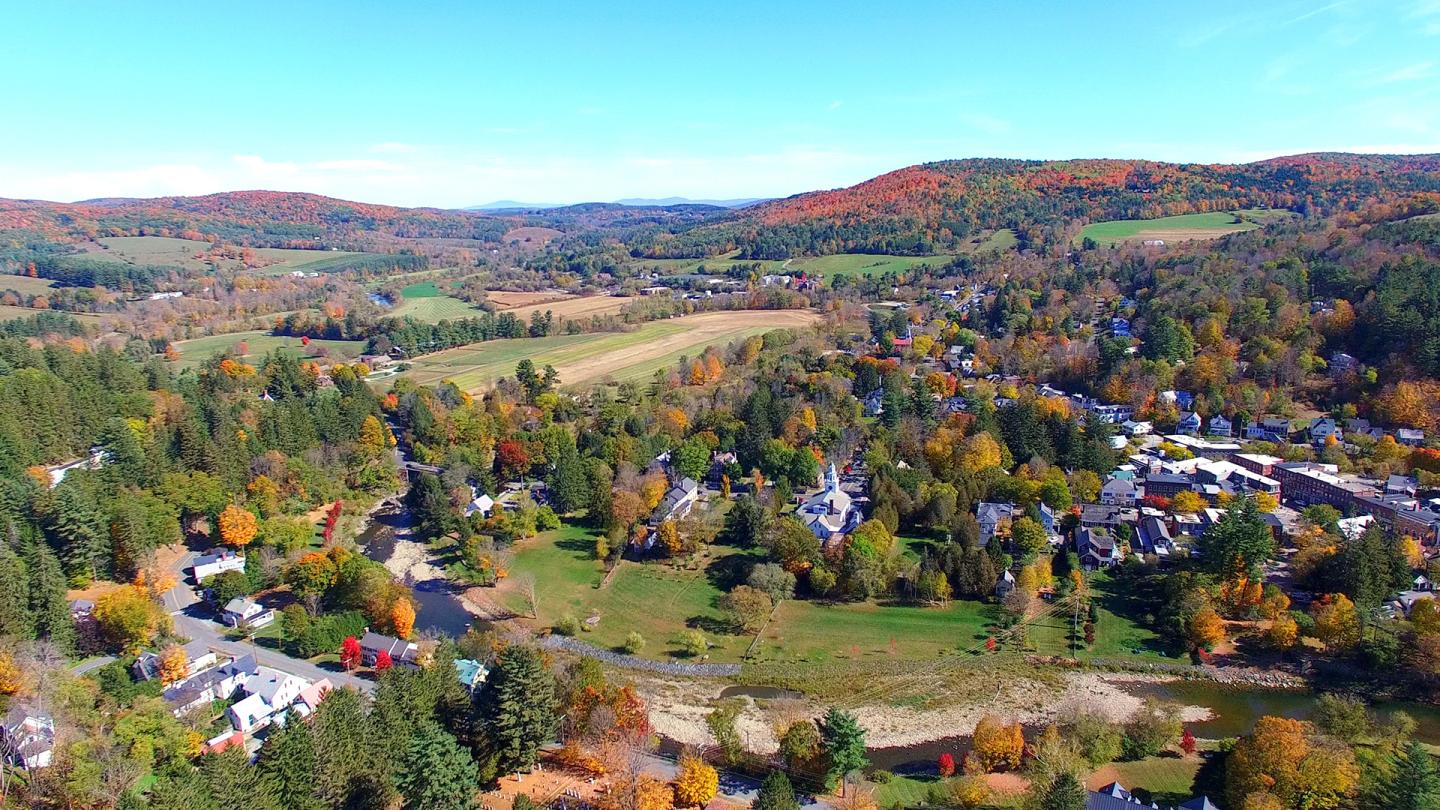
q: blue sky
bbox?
[3,0,1438,207]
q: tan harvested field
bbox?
[397,309,820,391]
[501,226,563,245]
[503,294,635,322]
[553,309,818,386]
[485,290,573,308]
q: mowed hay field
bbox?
[0,275,63,296]
[387,283,635,325]
[81,236,377,274]
[1080,209,1297,245]
[0,304,103,323]
[173,329,365,369]
[399,309,821,391]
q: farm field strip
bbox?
[398,310,820,391]
[1079,209,1296,244]
[0,304,103,322]
[172,329,365,369]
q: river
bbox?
[356,506,488,638]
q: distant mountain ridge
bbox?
[465,196,767,211]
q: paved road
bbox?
[172,612,375,694]
[161,544,374,694]
[70,655,116,675]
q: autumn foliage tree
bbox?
[218,504,258,548]
[340,635,362,671]
[375,649,394,672]
[971,715,1024,772]
[390,598,416,639]
[673,752,718,807]
[1226,716,1358,810]
[158,644,189,685]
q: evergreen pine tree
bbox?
[396,722,481,810]
[753,771,800,810]
[312,687,381,808]
[1036,772,1087,810]
[26,541,74,652]
[258,715,322,810]
[0,540,31,638]
[51,484,109,582]
[200,748,282,810]
[1374,740,1440,810]
[478,644,556,775]
[817,708,868,790]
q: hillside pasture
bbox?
[0,275,61,296]
[172,329,365,369]
[396,309,821,392]
[79,235,387,275]
[1080,209,1296,245]
[501,294,635,323]
[0,304,103,323]
[788,253,958,283]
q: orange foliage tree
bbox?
[218,504,257,548]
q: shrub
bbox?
[536,506,561,531]
[680,629,708,657]
[555,615,581,636]
[623,632,645,653]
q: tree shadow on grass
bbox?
[704,550,754,592]
[686,614,735,635]
[556,534,598,556]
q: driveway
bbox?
[161,544,374,694]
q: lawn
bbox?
[172,329,366,369]
[504,523,762,660]
[750,598,998,664]
[1089,757,1203,807]
[1079,209,1296,245]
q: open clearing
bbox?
[386,284,634,325]
[788,253,959,282]
[0,304,103,323]
[500,525,1170,666]
[172,330,365,369]
[0,275,61,296]
[79,235,382,274]
[1080,209,1297,245]
[397,309,820,391]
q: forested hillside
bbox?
[633,153,1440,258]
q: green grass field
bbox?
[83,235,379,275]
[172,330,366,369]
[395,312,811,391]
[0,275,60,296]
[387,281,486,322]
[501,526,1170,668]
[1079,209,1296,245]
[787,253,959,282]
[0,304,102,323]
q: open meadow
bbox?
[172,329,366,369]
[498,522,1170,669]
[0,304,104,323]
[0,275,63,296]
[76,235,382,274]
[1080,209,1297,245]
[396,309,820,391]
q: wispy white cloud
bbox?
[827,100,843,111]
[1378,61,1435,83]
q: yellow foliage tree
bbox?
[1170,491,1206,514]
[1253,491,1279,513]
[971,715,1024,772]
[390,597,417,639]
[1267,613,1298,650]
[158,644,190,685]
[94,584,168,652]
[0,650,23,695]
[657,521,684,557]
[949,776,990,810]
[1311,593,1361,650]
[960,433,1003,475]
[1226,716,1358,810]
[1189,606,1226,650]
[672,753,718,807]
[218,504,258,548]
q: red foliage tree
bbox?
[938,752,956,778]
[985,636,997,652]
[1180,727,1197,755]
[496,440,530,479]
[340,635,362,671]
[375,649,393,672]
